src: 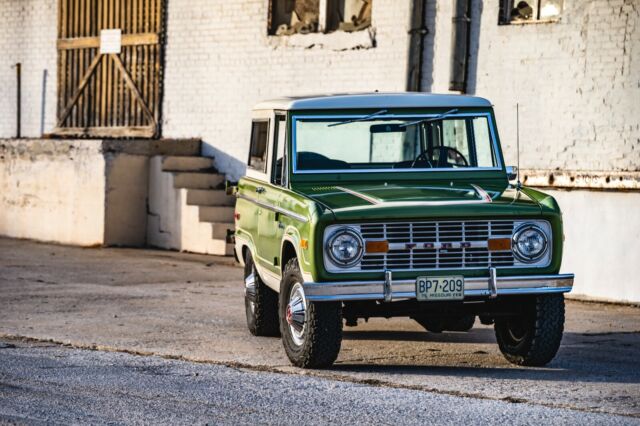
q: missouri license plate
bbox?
[416,276,464,301]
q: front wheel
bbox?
[279,258,342,368]
[494,294,565,366]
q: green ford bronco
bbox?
[233,93,574,368]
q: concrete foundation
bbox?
[0,138,200,247]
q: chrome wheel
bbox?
[245,269,256,314]
[286,282,307,346]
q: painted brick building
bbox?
[1,0,639,302]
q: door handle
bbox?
[255,186,266,194]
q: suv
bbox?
[233,93,574,369]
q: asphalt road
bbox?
[0,238,639,423]
[0,339,637,425]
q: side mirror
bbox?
[506,166,518,181]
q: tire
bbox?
[244,251,280,337]
[412,315,475,333]
[494,293,565,366]
[279,258,342,368]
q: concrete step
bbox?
[173,172,225,190]
[186,189,235,207]
[200,222,235,240]
[199,206,235,223]
[162,156,215,172]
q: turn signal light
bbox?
[366,240,389,253]
[300,239,309,250]
[488,238,511,251]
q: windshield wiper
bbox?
[327,109,388,127]
[398,108,459,128]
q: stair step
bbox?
[186,189,235,206]
[202,222,235,240]
[199,206,235,222]
[162,156,215,172]
[173,172,225,189]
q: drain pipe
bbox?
[406,0,428,92]
[449,0,472,92]
[15,63,22,138]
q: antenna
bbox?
[516,103,522,189]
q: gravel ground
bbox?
[0,339,638,426]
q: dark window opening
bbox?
[248,120,269,172]
[326,0,372,32]
[272,115,287,186]
[499,0,562,25]
[269,0,320,35]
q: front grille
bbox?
[360,220,515,271]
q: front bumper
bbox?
[303,272,574,302]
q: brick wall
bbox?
[0,0,57,138]
[426,0,640,172]
[162,0,413,180]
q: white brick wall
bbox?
[162,0,413,180]
[426,0,640,172]
[0,0,57,138]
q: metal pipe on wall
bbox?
[406,0,428,92]
[449,0,472,92]
[16,63,22,138]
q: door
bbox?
[256,113,288,274]
[55,0,164,138]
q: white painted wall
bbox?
[546,189,640,304]
[162,0,413,181]
[0,0,57,138]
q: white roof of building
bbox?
[253,92,492,111]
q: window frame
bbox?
[271,113,288,187]
[247,119,270,174]
[290,112,502,174]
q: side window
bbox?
[272,115,287,186]
[248,120,269,172]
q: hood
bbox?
[295,182,543,221]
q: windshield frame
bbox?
[290,111,503,174]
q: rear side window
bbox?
[248,120,269,172]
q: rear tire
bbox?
[494,294,565,366]
[279,258,342,368]
[244,251,280,337]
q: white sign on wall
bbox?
[100,29,122,54]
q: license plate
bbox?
[416,276,464,301]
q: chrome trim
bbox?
[291,112,503,174]
[335,186,379,205]
[383,270,393,302]
[489,267,497,298]
[325,228,365,267]
[303,273,574,302]
[236,193,309,223]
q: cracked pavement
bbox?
[0,238,638,423]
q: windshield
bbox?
[293,114,498,172]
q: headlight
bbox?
[326,228,363,267]
[512,224,548,262]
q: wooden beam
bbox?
[57,53,103,127]
[57,32,159,50]
[111,53,156,128]
[52,125,156,138]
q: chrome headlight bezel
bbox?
[512,223,549,263]
[325,227,364,269]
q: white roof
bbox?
[253,92,492,111]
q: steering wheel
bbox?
[412,146,469,168]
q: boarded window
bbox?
[55,0,164,138]
[499,0,563,24]
[248,121,269,172]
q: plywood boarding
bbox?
[55,0,163,138]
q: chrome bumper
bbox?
[303,272,574,302]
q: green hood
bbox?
[295,182,543,221]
